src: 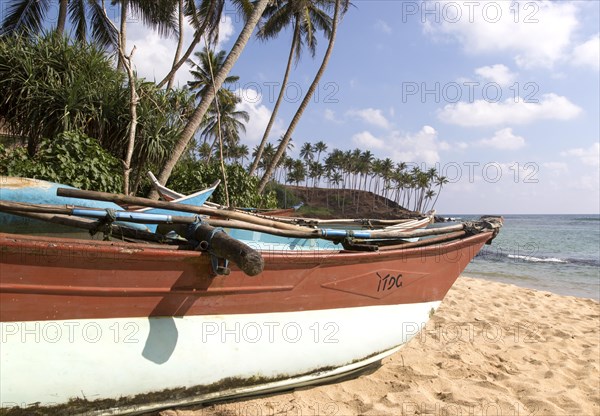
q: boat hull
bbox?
[0,231,491,414]
[1,303,438,414]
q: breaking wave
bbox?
[507,255,568,263]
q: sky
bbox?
[124,1,597,214]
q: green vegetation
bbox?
[265,182,303,209]
[0,1,445,213]
[168,160,276,209]
[0,132,122,192]
[252,142,448,213]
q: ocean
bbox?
[456,214,600,300]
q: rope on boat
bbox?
[89,208,118,240]
[462,217,503,243]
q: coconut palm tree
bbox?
[314,140,328,164]
[116,0,178,69]
[187,47,247,160]
[1,0,178,50]
[288,159,306,187]
[160,0,240,89]
[430,175,448,210]
[199,97,249,160]
[380,157,394,200]
[257,0,348,193]
[1,0,116,47]
[152,0,270,197]
[248,0,334,176]
[256,142,276,176]
[299,141,315,178]
[187,48,240,101]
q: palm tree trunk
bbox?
[120,45,139,195]
[152,0,270,198]
[431,185,443,209]
[166,0,186,90]
[56,0,68,36]
[257,0,342,193]
[117,0,129,71]
[248,19,299,176]
[158,0,219,90]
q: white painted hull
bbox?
[1,301,439,415]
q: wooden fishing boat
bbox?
[0,176,219,234]
[144,173,433,250]
[148,170,301,217]
[0,211,502,415]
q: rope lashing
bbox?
[89,208,117,240]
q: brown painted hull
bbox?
[0,230,494,414]
[0,231,490,323]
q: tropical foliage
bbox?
[0,34,126,155]
[248,0,334,176]
[252,141,448,213]
[0,34,198,195]
[0,0,119,47]
[187,48,248,161]
[257,0,347,192]
[168,159,277,209]
[0,132,123,192]
[0,1,447,213]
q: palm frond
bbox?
[68,0,88,43]
[1,0,51,36]
[128,0,178,38]
[195,0,225,45]
[87,1,119,49]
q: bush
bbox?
[0,131,123,192]
[168,160,277,208]
[265,182,302,208]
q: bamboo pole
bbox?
[57,188,314,233]
[52,190,502,241]
[0,206,173,244]
[0,201,264,276]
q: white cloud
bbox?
[478,128,525,150]
[235,88,283,144]
[423,0,579,69]
[474,64,517,87]
[353,126,448,165]
[347,108,392,129]
[392,126,448,164]
[572,34,600,71]
[352,131,385,149]
[438,93,582,127]
[126,15,235,86]
[375,20,392,34]
[324,108,342,123]
[561,143,600,167]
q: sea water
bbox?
[457,214,600,300]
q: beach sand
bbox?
[159,276,600,416]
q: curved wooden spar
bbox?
[0,201,264,276]
[57,188,313,233]
[55,189,503,241]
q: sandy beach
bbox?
[159,276,600,416]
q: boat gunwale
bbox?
[0,231,493,265]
